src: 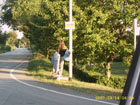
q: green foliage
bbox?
[6,31,17,48]
[17,36,31,48]
[2,0,140,75]
[28,59,52,72]
[72,65,98,82]
[64,62,127,89]
[4,45,12,51]
[3,0,69,55]
[96,76,126,89]
[32,52,45,59]
[28,58,69,77]
[0,30,17,53]
[0,44,12,53]
[28,52,127,89]
[0,32,9,45]
[123,55,133,66]
[73,0,136,66]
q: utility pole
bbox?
[65,0,75,80]
[69,0,73,80]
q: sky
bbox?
[0,0,23,39]
[0,0,3,5]
[16,30,23,39]
[0,0,5,6]
[1,24,24,39]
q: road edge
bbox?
[9,62,118,105]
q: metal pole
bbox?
[134,19,137,51]
[125,55,140,105]
[69,0,72,22]
[124,19,140,105]
[69,0,73,80]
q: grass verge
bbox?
[27,58,123,98]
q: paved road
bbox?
[0,48,119,105]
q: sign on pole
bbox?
[134,19,140,36]
[134,19,140,50]
[65,22,75,30]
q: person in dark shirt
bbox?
[57,40,67,76]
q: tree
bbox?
[6,30,17,50]
[73,0,139,78]
[2,0,69,58]
[0,30,17,52]
[2,0,140,78]
[0,32,9,45]
[17,36,30,48]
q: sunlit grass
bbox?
[27,59,123,97]
[111,62,129,78]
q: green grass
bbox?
[27,58,124,98]
[111,62,129,78]
[84,62,129,78]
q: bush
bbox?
[32,53,45,59]
[64,64,98,82]
[96,76,126,89]
[28,59,52,72]
[64,64,126,89]
[5,45,12,51]
[0,44,12,53]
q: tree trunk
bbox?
[105,62,111,79]
[74,58,78,66]
[46,48,49,59]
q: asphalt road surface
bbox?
[0,48,119,105]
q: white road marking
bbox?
[10,62,118,105]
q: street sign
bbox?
[135,27,140,36]
[134,19,140,36]
[65,22,75,30]
[134,19,140,50]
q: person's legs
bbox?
[59,58,64,76]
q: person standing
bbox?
[57,40,67,76]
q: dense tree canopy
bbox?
[17,36,30,48]
[2,0,140,77]
[0,30,17,52]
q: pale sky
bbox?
[16,30,23,39]
[0,0,3,5]
[0,0,5,6]
[1,24,11,32]
[1,24,24,39]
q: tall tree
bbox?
[6,31,17,47]
[2,0,140,78]
[73,0,139,78]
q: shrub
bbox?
[32,53,45,59]
[64,65,97,82]
[65,64,126,89]
[28,59,52,72]
[5,45,12,51]
[0,44,12,53]
[96,76,126,89]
